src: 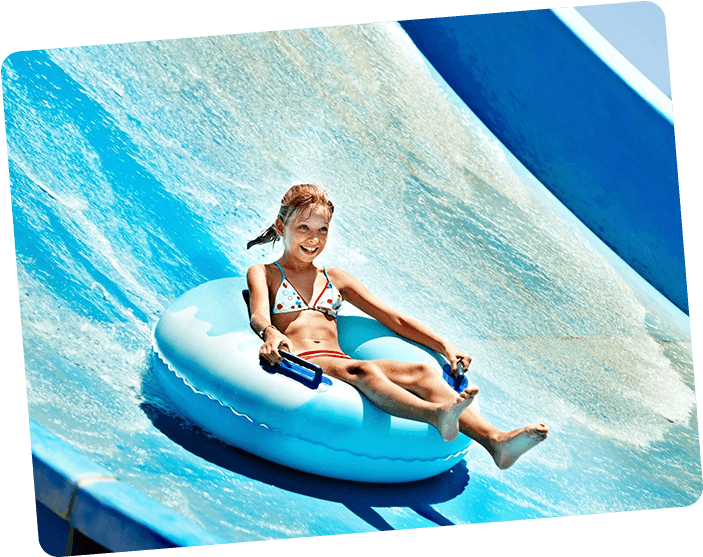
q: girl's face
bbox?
[276,204,331,261]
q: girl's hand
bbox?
[260,328,292,365]
[445,345,472,377]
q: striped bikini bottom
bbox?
[297,349,352,361]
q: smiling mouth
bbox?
[301,246,318,254]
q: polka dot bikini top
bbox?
[271,261,343,318]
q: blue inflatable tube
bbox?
[152,278,474,483]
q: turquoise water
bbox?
[3,21,700,543]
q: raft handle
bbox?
[442,361,468,392]
[259,351,326,389]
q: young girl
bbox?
[247,184,548,468]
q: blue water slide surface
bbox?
[401,7,685,313]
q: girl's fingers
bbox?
[453,354,472,375]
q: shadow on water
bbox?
[141,359,471,532]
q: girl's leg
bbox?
[374,360,549,469]
[316,357,475,442]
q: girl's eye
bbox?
[299,225,308,230]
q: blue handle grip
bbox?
[259,350,328,389]
[442,361,468,392]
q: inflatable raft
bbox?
[152,277,473,483]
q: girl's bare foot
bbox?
[490,423,548,469]
[435,387,479,442]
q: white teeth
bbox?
[301,246,317,253]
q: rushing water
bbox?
[3,21,700,543]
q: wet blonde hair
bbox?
[247,184,335,249]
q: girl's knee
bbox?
[405,363,436,384]
[349,361,383,386]
[415,363,436,377]
[411,363,452,398]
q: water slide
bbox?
[2,3,701,555]
[400,8,684,314]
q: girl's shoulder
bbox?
[247,262,283,284]
[323,265,344,278]
[324,266,358,288]
[246,262,266,277]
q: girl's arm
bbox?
[330,268,472,374]
[246,264,291,364]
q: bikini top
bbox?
[270,262,343,317]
